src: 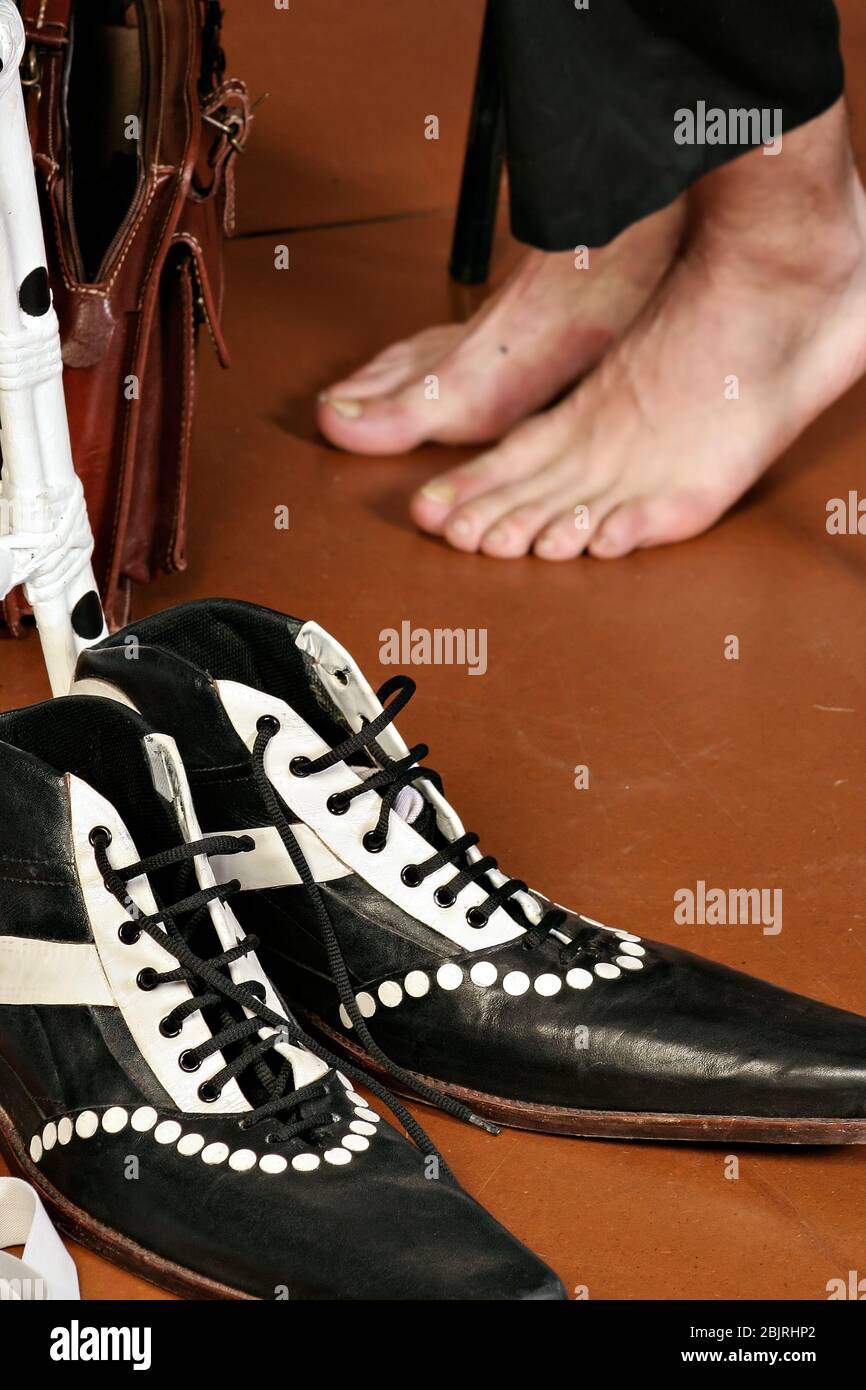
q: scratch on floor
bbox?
[813,705,856,714]
[747,1167,852,1272]
[470,1138,519,1199]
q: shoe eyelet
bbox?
[434,887,456,909]
[334,668,350,687]
[265,1131,280,1145]
[327,792,351,816]
[159,1016,182,1039]
[179,1049,201,1073]
[363,830,386,854]
[466,907,488,928]
[118,922,141,946]
[89,825,112,848]
[256,715,280,736]
[197,1080,221,1104]
[136,967,159,991]
[401,865,422,887]
[290,756,312,778]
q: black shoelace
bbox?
[282,675,567,930]
[91,828,449,1164]
[251,673,611,1133]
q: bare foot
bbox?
[316,200,685,453]
[410,101,866,559]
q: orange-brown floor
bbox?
[4,210,866,1301]
[3,6,866,1303]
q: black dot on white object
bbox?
[70,590,104,639]
[18,266,51,316]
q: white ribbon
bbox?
[0,1177,80,1301]
[0,476,94,602]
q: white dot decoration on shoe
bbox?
[436,963,463,991]
[503,970,530,996]
[154,1120,183,1146]
[404,970,430,998]
[619,941,645,957]
[616,955,643,971]
[75,1111,99,1139]
[378,980,403,1008]
[260,1154,288,1174]
[342,1134,369,1152]
[26,1105,379,1179]
[534,974,562,997]
[595,962,621,980]
[566,967,593,990]
[201,1142,229,1166]
[177,1132,205,1157]
[131,1106,158,1133]
[356,991,376,1018]
[470,961,498,988]
[338,1004,353,1029]
[620,933,641,943]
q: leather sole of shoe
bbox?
[306,1014,866,1146]
[0,1102,255,1300]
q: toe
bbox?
[532,500,611,560]
[589,501,653,558]
[479,498,563,558]
[441,476,562,555]
[316,380,439,455]
[590,491,728,558]
[410,432,551,536]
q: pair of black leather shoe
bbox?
[1,599,863,1299]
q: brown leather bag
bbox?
[4,0,251,633]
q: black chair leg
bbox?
[449,0,505,285]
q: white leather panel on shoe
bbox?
[0,938,113,1006]
[293,622,543,926]
[143,734,329,1092]
[216,680,525,953]
[67,773,249,1114]
[208,822,351,890]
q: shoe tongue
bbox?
[296,622,437,832]
[293,621,536,924]
[349,763,427,827]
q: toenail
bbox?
[592,532,614,553]
[485,526,510,547]
[535,535,560,556]
[420,479,456,505]
[328,399,363,419]
[449,515,474,536]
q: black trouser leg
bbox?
[449,0,505,284]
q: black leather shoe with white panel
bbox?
[0,696,564,1300]
[75,599,866,1145]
